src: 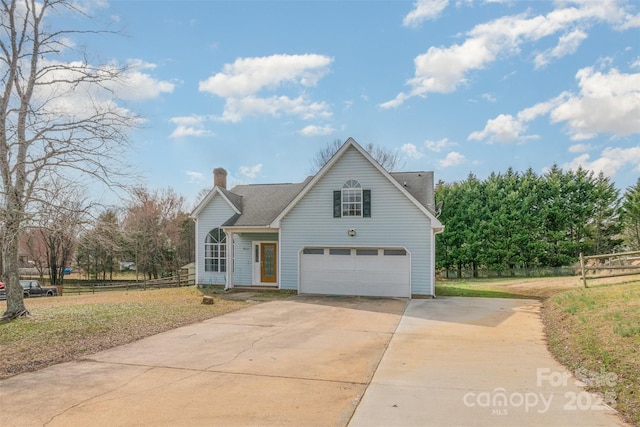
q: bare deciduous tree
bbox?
[121,187,186,280]
[76,209,122,281]
[0,0,138,320]
[310,139,401,173]
[33,179,88,287]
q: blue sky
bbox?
[68,0,639,207]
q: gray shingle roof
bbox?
[222,177,312,227]
[218,171,436,227]
[390,171,436,214]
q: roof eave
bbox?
[191,186,241,218]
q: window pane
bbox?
[303,248,324,255]
[356,249,378,256]
[329,248,351,255]
[384,249,407,256]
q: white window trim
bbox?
[205,228,227,273]
[342,179,363,217]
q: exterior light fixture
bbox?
[348,229,356,237]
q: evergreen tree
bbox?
[621,178,640,250]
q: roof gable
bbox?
[222,178,311,227]
[271,137,443,230]
[191,186,241,218]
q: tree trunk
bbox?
[1,218,29,319]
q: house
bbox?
[191,138,444,298]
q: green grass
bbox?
[435,282,535,299]
[543,282,640,426]
[0,287,254,379]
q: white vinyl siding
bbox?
[280,146,434,296]
[195,194,236,286]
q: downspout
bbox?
[431,226,445,298]
[225,230,234,291]
[192,218,199,287]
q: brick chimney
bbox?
[213,167,227,189]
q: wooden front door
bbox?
[260,243,277,283]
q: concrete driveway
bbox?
[0,296,627,426]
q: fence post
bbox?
[579,252,587,288]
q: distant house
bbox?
[191,138,444,298]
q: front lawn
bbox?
[0,287,255,379]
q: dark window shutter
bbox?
[363,189,371,217]
[333,190,341,218]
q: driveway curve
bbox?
[0,296,627,426]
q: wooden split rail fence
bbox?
[62,274,196,294]
[579,251,640,288]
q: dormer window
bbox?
[333,180,371,218]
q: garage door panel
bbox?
[300,248,409,298]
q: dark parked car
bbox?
[20,280,57,298]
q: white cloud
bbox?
[31,59,171,125]
[239,164,263,179]
[481,93,497,103]
[562,146,640,177]
[185,171,204,183]
[169,115,213,138]
[219,95,331,123]
[382,1,639,108]
[401,143,424,159]
[299,125,336,136]
[199,54,333,122]
[170,125,212,139]
[439,151,465,167]
[550,67,640,140]
[631,57,640,70]
[117,61,175,101]
[534,29,588,69]
[403,0,449,28]
[424,138,457,152]
[469,66,640,143]
[468,114,528,143]
[568,143,593,153]
[199,54,331,98]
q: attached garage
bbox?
[299,247,410,298]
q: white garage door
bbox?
[300,248,410,297]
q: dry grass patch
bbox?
[0,287,255,379]
[543,281,640,426]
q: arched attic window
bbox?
[205,228,226,272]
[342,180,362,217]
[333,180,371,218]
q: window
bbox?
[356,249,378,256]
[333,181,370,218]
[329,248,351,255]
[303,248,324,255]
[342,180,362,217]
[205,228,226,272]
[384,249,407,256]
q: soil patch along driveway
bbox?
[0,296,406,427]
